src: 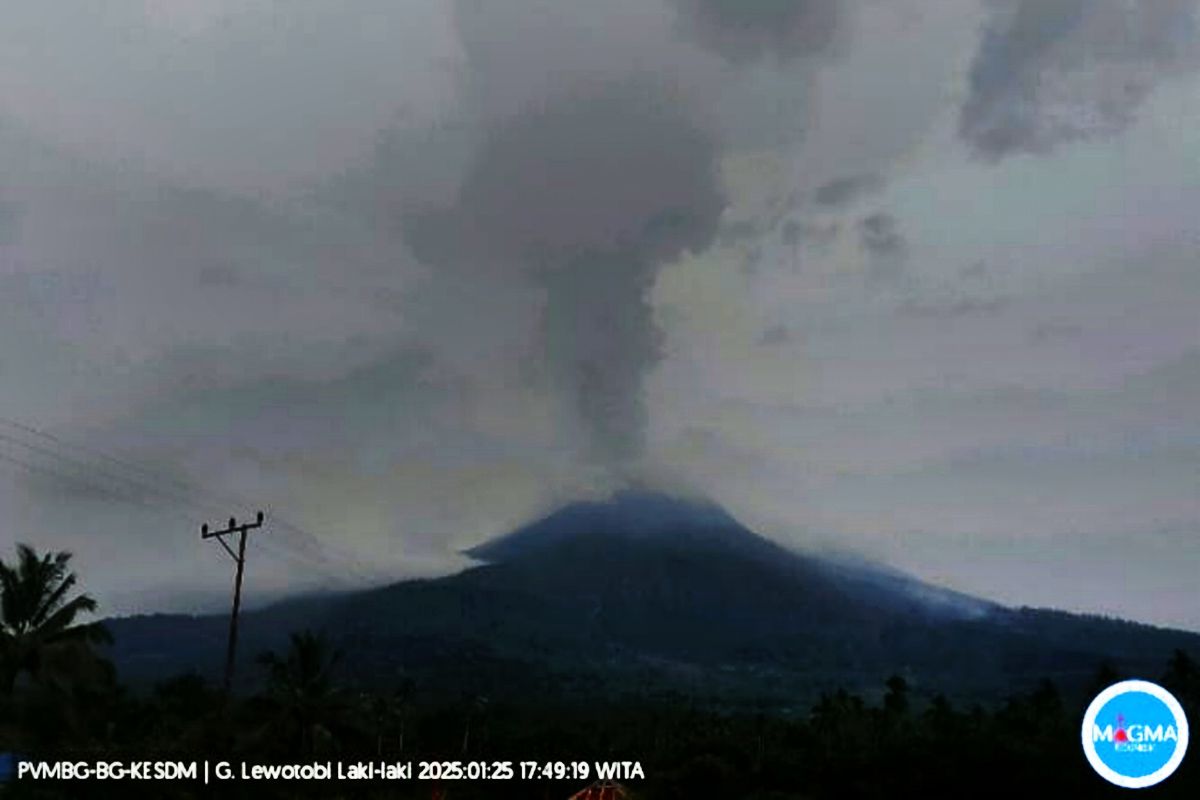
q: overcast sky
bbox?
[2,0,1199,630]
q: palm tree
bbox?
[0,543,111,696]
[1163,649,1200,712]
[361,677,415,757]
[254,630,345,757]
[461,694,489,755]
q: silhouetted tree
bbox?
[359,677,415,757]
[252,630,345,757]
[0,543,111,696]
[461,694,489,755]
[1163,648,1200,717]
[882,674,909,717]
[1085,659,1121,698]
[143,672,223,751]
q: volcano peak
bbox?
[462,490,780,565]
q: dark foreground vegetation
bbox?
[3,543,1199,799]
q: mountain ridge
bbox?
[102,491,1200,704]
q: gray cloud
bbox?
[718,219,760,246]
[403,79,725,468]
[961,0,1200,158]
[0,116,418,429]
[5,0,1200,634]
[779,217,839,252]
[669,0,843,64]
[859,212,905,257]
[0,1,460,192]
[320,0,744,473]
[1028,320,1084,344]
[0,198,21,245]
[741,245,765,276]
[959,260,989,279]
[0,343,473,605]
[780,219,805,248]
[812,173,884,207]
[406,82,722,267]
[758,323,793,345]
[898,296,1011,320]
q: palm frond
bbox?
[35,595,99,639]
[31,572,78,627]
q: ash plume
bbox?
[960,0,1200,159]
[669,0,842,64]
[403,78,724,470]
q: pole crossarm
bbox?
[201,510,264,539]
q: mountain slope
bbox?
[104,492,1200,703]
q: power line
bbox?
[0,449,187,522]
[0,430,223,517]
[0,417,280,524]
[0,447,335,579]
[0,432,336,571]
[0,417,200,493]
[0,421,380,584]
[0,418,368,548]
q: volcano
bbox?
[104,492,1200,703]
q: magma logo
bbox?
[1082,680,1189,789]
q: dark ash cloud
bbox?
[741,245,765,276]
[408,82,722,267]
[669,0,842,64]
[960,260,989,279]
[403,80,725,468]
[540,258,663,467]
[323,0,862,473]
[813,173,884,207]
[718,219,759,246]
[859,212,905,256]
[0,198,22,245]
[758,323,793,345]
[1029,320,1084,344]
[780,217,839,248]
[195,263,241,289]
[961,0,1200,158]
[899,297,1011,320]
[781,219,804,248]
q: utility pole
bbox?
[201,511,265,693]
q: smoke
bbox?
[859,212,905,257]
[403,80,724,468]
[321,0,859,474]
[813,173,884,208]
[960,0,1200,159]
[0,197,21,245]
[669,0,842,64]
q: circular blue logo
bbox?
[1081,680,1189,788]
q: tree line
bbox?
[2,542,1198,799]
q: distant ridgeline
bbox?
[104,492,1200,705]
